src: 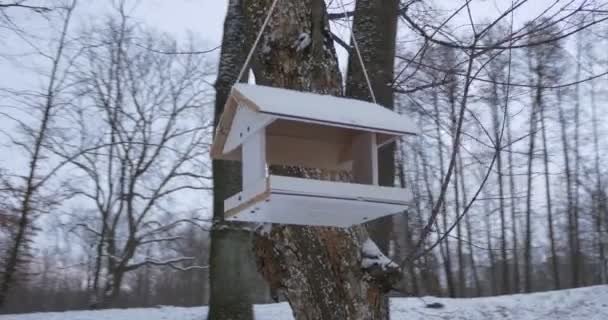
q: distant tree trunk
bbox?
[572,33,583,287]
[524,67,541,294]
[506,105,520,293]
[345,0,399,255]
[208,0,268,318]
[458,152,480,296]
[399,145,419,295]
[489,78,510,294]
[483,183,498,296]
[442,66,465,297]
[247,1,400,319]
[454,157,465,296]
[432,90,455,298]
[590,78,606,283]
[539,97,560,289]
[557,88,575,287]
[417,133,443,295]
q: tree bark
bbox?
[246,1,400,319]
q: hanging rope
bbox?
[236,0,281,82]
[336,0,377,104]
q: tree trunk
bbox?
[417,133,443,296]
[208,1,269,318]
[400,144,420,295]
[483,184,498,296]
[572,33,583,287]
[454,156,465,296]
[506,105,520,293]
[461,159,481,296]
[539,100,560,289]
[247,1,400,319]
[208,229,267,319]
[523,72,541,293]
[446,69,464,297]
[590,77,606,283]
[490,82,510,294]
[557,87,575,289]
[432,90,455,298]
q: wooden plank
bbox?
[228,192,409,227]
[266,119,356,144]
[224,105,275,154]
[351,132,378,185]
[266,135,351,170]
[242,128,267,189]
[211,86,267,159]
[224,177,269,218]
[232,86,263,112]
[225,175,413,226]
[270,175,412,204]
[210,95,237,159]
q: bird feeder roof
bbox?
[211,84,418,161]
[234,84,416,133]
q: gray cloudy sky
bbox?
[113,0,227,44]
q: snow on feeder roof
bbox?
[211,84,418,227]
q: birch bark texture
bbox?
[245,0,400,319]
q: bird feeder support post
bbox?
[242,128,267,189]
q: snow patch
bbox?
[292,32,311,52]
[256,223,272,236]
[361,238,398,270]
[261,41,271,55]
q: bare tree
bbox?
[0,0,77,307]
[52,11,213,306]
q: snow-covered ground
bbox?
[1,285,606,320]
[393,285,608,319]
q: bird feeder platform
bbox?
[211,84,418,227]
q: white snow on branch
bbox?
[361,238,398,271]
[256,223,272,236]
[292,32,311,52]
[125,256,208,271]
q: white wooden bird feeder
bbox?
[211,84,418,227]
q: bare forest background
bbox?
[0,0,607,317]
